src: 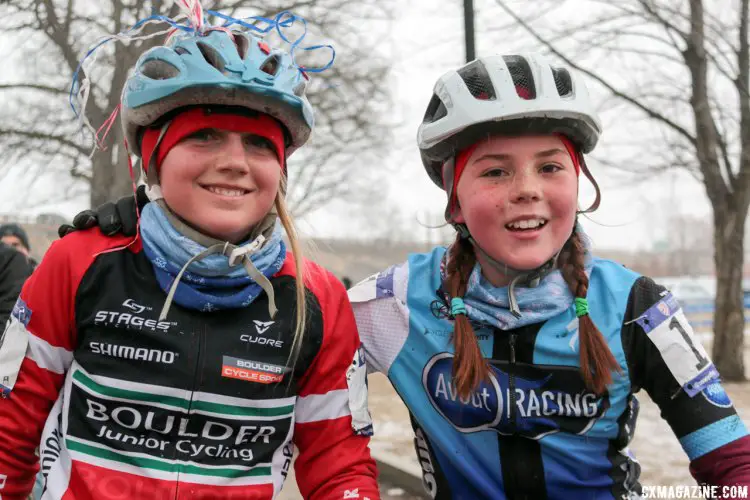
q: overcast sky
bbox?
[302,0,714,252]
[0,0,716,253]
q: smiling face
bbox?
[159,128,282,243]
[452,135,579,286]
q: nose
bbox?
[214,133,250,175]
[509,169,542,204]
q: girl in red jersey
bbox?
[0,2,378,499]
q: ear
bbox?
[451,201,466,224]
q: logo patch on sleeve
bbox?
[12,298,32,327]
[0,315,30,397]
[635,293,679,334]
[375,268,395,299]
[701,380,733,408]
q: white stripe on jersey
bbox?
[28,332,73,375]
[271,426,295,496]
[0,316,29,393]
[295,389,350,423]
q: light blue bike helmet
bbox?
[121,28,313,158]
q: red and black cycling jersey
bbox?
[0,228,378,500]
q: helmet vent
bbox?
[140,59,180,80]
[260,54,281,76]
[422,94,448,123]
[196,41,225,73]
[232,32,249,60]
[552,67,573,97]
[503,55,536,100]
[457,60,496,100]
[174,46,191,56]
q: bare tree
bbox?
[489,0,748,379]
[0,0,394,216]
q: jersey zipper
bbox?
[500,328,548,500]
[174,322,204,499]
[509,333,517,432]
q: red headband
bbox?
[446,134,581,214]
[140,108,286,172]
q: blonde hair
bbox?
[274,181,308,375]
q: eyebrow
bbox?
[188,128,265,139]
[473,148,568,163]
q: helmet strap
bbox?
[441,156,457,222]
[144,120,171,202]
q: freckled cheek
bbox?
[464,200,506,229]
[470,186,510,217]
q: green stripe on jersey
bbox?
[73,369,295,418]
[66,439,271,478]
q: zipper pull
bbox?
[508,276,522,319]
[227,235,266,266]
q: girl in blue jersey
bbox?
[63,53,750,498]
[347,54,750,498]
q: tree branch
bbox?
[493,0,698,146]
[682,0,729,204]
[709,92,739,183]
[0,83,67,95]
[0,128,88,156]
[635,0,688,46]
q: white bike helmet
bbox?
[417,53,602,188]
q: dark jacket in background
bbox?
[0,243,32,326]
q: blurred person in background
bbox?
[0,241,31,328]
[0,223,37,270]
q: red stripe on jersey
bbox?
[294,417,379,499]
[277,255,358,396]
[277,255,379,498]
[65,461,276,499]
[690,434,750,487]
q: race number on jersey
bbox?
[635,292,718,397]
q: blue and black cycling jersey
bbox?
[349,248,748,499]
